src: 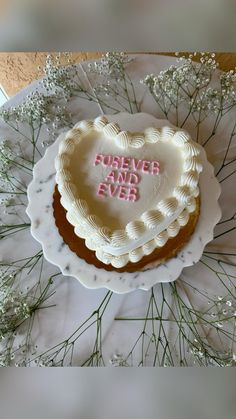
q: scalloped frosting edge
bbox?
[94,197,197,269]
[55,116,202,267]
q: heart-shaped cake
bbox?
[55,114,202,268]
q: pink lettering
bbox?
[103,155,112,166]
[128,187,138,202]
[151,161,160,175]
[118,186,128,201]
[142,160,151,173]
[117,171,127,183]
[128,172,140,185]
[112,156,121,169]
[106,170,116,183]
[108,184,119,197]
[121,157,131,170]
[94,154,103,166]
[97,182,107,197]
[95,153,160,203]
[132,158,143,171]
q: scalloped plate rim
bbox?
[26,113,222,294]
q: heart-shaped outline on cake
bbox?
[55,116,203,268]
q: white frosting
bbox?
[184,157,203,173]
[187,197,197,213]
[155,230,168,247]
[181,171,199,189]
[142,240,156,255]
[111,230,128,247]
[141,209,163,229]
[157,198,178,217]
[167,220,180,237]
[161,126,176,141]
[94,116,108,130]
[115,131,131,149]
[55,115,201,268]
[129,248,143,263]
[125,221,146,239]
[130,134,145,148]
[178,209,190,226]
[173,186,191,204]
[76,120,94,131]
[112,254,129,268]
[183,142,200,157]
[172,130,191,146]
[144,127,161,143]
[103,122,120,138]
[103,204,185,256]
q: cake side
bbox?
[55,115,202,268]
[52,185,201,273]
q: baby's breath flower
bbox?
[141,52,235,121]
[0,196,14,209]
[0,91,49,124]
[0,287,31,340]
[0,140,15,172]
[41,54,83,100]
[36,357,54,367]
[190,339,236,366]
[88,52,132,78]
[0,89,71,136]
[207,294,236,330]
[109,352,128,366]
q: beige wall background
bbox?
[0,52,235,97]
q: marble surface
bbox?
[26,113,221,294]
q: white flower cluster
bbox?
[220,70,236,104]
[189,293,236,366]
[31,356,55,367]
[142,53,236,117]
[0,140,15,172]
[0,91,53,124]
[142,63,193,104]
[210,295,236,325]
[0,140,21,194]
[0,196,14,209]
[93,81,123,100]
[41,54,84,100]
[0,286,31,341]
[191,70,236,114]
[0,90,71,133]
[109,352,128,366]
[88,52,138,112]
[0,269,34,366]
[88,52,132,79]
[190,338,236,366]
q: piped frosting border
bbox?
[55,116,202,268]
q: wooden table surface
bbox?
[0,52,235,97]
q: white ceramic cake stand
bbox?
[26,113,221,294]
